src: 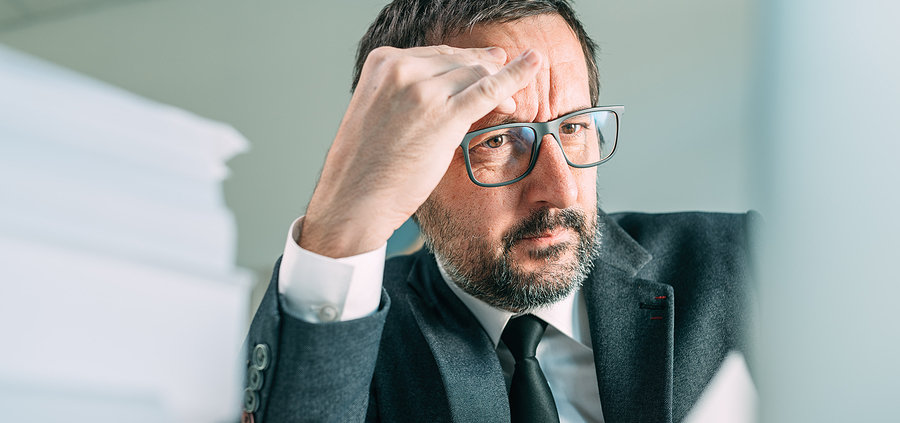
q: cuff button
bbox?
[243,387,259,413]
[247,366,263,391]
[317,304,339,322]
[252,344,270,371]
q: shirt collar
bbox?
[436,260,581,348]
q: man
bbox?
[242,1,757,422]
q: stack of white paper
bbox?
[0,43,251,423]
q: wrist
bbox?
[299,204,395,258]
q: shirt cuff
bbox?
[277,216,386,323]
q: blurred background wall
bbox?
[754,1,900,422]
[0,0,757,300]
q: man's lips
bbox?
[518,227,569,246]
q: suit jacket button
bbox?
[243,387,260,413]
[247,366,263,391]
[241,411,254,423]
[252,344,270,370]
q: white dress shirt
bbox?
[277,217,756,423]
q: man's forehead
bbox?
[444,14,592,132]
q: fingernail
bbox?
[522,49,539,65]
[487,47,506,60]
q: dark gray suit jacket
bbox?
[244,211,759,422]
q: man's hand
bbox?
[300,45,542,258]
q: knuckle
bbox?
[365,47,402,80]
[470,64,491,78]
[378,55,416,85]
[367,46,394,64]
[433,44,454,55]
[476,76,503,100]
[391,57,417,81]
[406,81,433,104]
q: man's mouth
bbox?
[518,227,570,246]
[501,207,587,253]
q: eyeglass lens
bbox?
[465,110,617,185]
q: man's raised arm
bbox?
[242,46,541,422]
[301,45,542,258]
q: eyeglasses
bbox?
[460,105,623,187]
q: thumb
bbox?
[450,49,541,122]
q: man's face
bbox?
[416,14,601,312]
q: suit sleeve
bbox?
[242,257,391,423]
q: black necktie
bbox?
[501,314,560,423]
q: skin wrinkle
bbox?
[461,17,585,131]
[414,14,601,312]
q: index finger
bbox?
[448,49,541,123]
[402,45,508,63]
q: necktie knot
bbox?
[502,314,548,361]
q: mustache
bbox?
[502,207,588,250]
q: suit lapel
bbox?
[405,253,510,423]
[585,212,674,423]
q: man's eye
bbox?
[561,123,585,135]
[484,135,507,148]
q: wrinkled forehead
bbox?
[444,14,592,131]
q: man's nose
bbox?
[522,134,580,209]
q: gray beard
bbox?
[415,199,602,313]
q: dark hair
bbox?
[352,0,600,106]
